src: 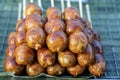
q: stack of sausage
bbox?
[4,3,106,77]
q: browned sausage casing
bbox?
[26,27,46,50]
[83,28,94,44]
[8,32,16,46]
[80,18,91,29]
[64,7,80,20]
[58,50,76,67]
[14,44,34,65]
[93,40,103,55]
[25,14,44,30]
[15,30,26,46]
[6,44,16,57]
[26,61,45,76]
[4,56,24,75]
[37,48,56,68]
[92,30,101,41]
[45,19,65,34]
[25,3,42,17]
[66,19,84,35]
[89,54,106,76]
[16,19,26,32]
[69,31,88,53]
[77,44,94,67]
[47,63,65,76]
[67,64,85,77]
[46,31,68,52]
[46,7,61,21]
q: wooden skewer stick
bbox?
[86,4,92,28]
[78,0,83,17]
[67,0,71,7]
[51,0,54,7]
[61,0,64,12]
[18,2,22,20]
[30,0,34,3]
[23,0,26,18]
[38,0,43,10]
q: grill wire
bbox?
[0,0,120,79]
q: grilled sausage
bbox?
[25,14,44,30]
[77,44,94,66]
[15,30,26,46]
[25,3,42,17]
[69,31,88,53]
[16,19,26,32]
[58,50,76,67]
[45,19,65,34]
[14,43,34,65]
[46,7,61,21]
[89,53,106,76]
[26,27,46,50]
[46,31,68,52]
[66,19,84,35]
[4,56,24,75]
[47,63,65,76]
[37,48,56,68]
[64,7,80,20]
[8,32,16,46]
[26,61,45,76]
[67,64,85,77]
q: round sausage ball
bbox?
[46,31,68,52]
[93,40,103,55]
[4,56,24,75]
[14,43,34,65]
[83,28,94,44]
[69,31,88,53]
[64,7,80,20]
[89,54,106,76]
[67,64,86,77]
[26,61,45,76]
[47,63,65,76]
[6,44,15,57]
[16,19,26,32]
[26,27,46,50]
[80,18,91,29]
[77,44,94,66]
[25,14,44,30]
[44,19,65,34]
[15,30,26,46]
[46,7,61,21]
[25,3,42,17]
[37,48,56,68]
[8,32,16,46]
[58,50,76,67]
[66,19,84,35]
[92,30,101,41]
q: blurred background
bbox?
[0,0,120,79]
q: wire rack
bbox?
[0,0,120,79]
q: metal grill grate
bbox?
[0,0,120,79]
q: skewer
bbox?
[61,0,64,12]
[78,0,83,17]
[67,0,71,7]
[86,4,92,28]
[38,0,43,10]
[18,2,22,20]
[30,0,34,3]
[23,0,26,18]
[51,0,54,7]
